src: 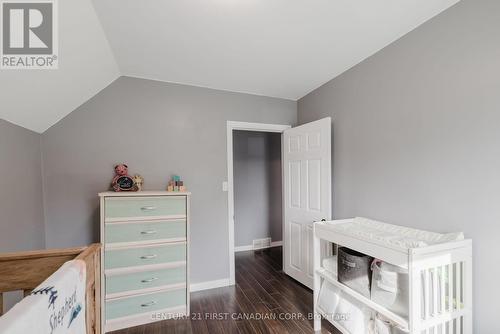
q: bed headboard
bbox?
[0,243,101,334]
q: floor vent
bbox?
[253,237,272,250]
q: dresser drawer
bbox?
[105,288,186,320]
[106,266,186,297]
[105,219,186,244]
[105,243,186,270]
[105,196,186,220]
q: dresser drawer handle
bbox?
[140,254,158,260]
[140,230,157,235]
[141,301,158,307]
[141,206,157,211]
[141,277,159,283]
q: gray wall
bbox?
[298,0,499,332]
[233,131,282,247]
[41,76,296,284]
[0,120,46,311]
[0,120,45,252]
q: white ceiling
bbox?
[1,0,460,133]
[93,0,459,100]
[0,0,119,133]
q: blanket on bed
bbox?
[0,260,87,334]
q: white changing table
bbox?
[313,218,473,334]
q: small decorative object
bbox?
[132,174,144,191]
[111,163,138,192]
[167,175,186,192]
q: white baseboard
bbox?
[190,242,283,292]
[190,278,232,292]
[234,240,283,253]
[234,245,253,252]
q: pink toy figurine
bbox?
[111,163,137,191]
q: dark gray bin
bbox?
[337,247,373,298]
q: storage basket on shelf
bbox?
[322,255,338,275]
[317,280,341,315]
[335,291,372,334]
[338,247,373,298]
[317,279,373,334]
[371,260,409,318]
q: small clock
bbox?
[111,163,138,192]
[115,175,135,191]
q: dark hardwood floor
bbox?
[111,247,339,334]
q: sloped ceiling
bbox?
[93,0,460,100]
[1,0,460,133]
[0,0,119,133]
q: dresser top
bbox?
[99,191,191,197]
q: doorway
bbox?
[233,130,282,252]
[226,121,290,285]
[226,118,332,288]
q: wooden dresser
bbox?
[99,191,190,332]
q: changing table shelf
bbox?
[314,220,409,268]
[315,268,409,330]
[312,217,473,334]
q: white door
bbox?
[283,117,332,288]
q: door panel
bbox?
[307,132,321,149]
[290,222,302,270]
[307,159,321,211]
[289,136,301,152]
[283,117,332,288]
[289,161,301,208]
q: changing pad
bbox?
[327,217,464,249]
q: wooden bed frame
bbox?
[0,243,101,334]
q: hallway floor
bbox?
[111,247,339,334]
